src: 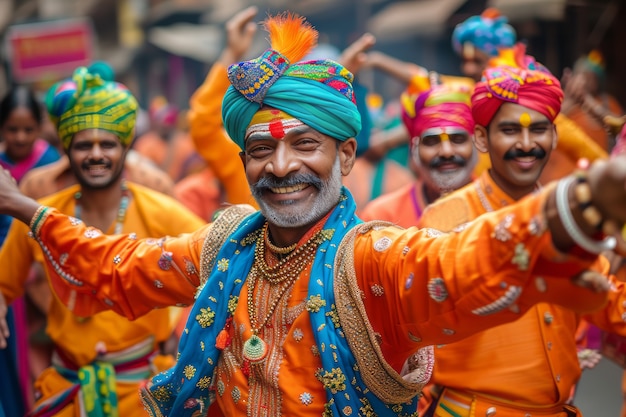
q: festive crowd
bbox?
[0,5,626,417]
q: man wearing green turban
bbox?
[2,11,626,417]
[46,66,138,151]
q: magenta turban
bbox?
[401,84,474,143]
[471,66,563,127]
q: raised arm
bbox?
[187,6,259,208]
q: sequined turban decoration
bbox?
[471,63,563,128]
[46,66,138,150]
[222,13,361,149]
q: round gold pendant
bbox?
[242,334,268,363]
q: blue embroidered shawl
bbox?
[141,189,419,416]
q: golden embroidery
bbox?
[333,221,427,404]
[316,367,347,394]
[196,376,211,390]
[217,258,229,272]
[183,364,196,379]
[195,308,215,328]
[227,295,239,315]
[512,243,530,271]
[306,295,326,312]
[196,204,256,298]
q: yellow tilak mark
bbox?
[440,132,450,142]
[519,112,532,128]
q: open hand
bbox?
[338,33,376,75]
[222,6,259,65]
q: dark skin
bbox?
[67,129,129,232]
[0,133,626,344]
[240,126,357,247]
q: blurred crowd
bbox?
[0,5,625,417]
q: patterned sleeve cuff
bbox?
[30,206,51,237]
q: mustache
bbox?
[81,160,112,169]
[504,148,547,160]
[251,173,323,193]
[429,155,467,168]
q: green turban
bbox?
[46,66,138,150]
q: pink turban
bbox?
[401,84,475,143]
[471,65,563,127]
[613,124,626,157]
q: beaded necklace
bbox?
[242,223,328,364]
[74,180,130,235]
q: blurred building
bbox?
[0,0,624,111]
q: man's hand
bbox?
[338,33,376,75]
[0,291,9,349]
[588,156,626,228]
[220,6,259,66]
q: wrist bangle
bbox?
[555,176,616,254]
[30,205,50,237]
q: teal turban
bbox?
[222,50,362,149]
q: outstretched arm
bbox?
[188,6,259,208]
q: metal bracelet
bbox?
[555,176,616,254]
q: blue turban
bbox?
[452,8,516,57]
[222,50,361,150]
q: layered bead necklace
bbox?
[74,181,130,235]
[242,222,327,364]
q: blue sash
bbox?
[142,188,419,416]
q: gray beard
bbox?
[256,156,343,228]
[414,148,477,194]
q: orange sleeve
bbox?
[584,272,626,336]
[353,186,604,368]
[554,113,608,162]
[188,63,256,208]
[0,220,38,304]
[34,208,206,320]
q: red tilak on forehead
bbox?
[246,109,305,140]
[269,119,286,139]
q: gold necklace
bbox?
[264,223,297,254]
[242,224,326,364]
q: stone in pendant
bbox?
[242,334,268,363]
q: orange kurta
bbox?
[359,180,427,227]
[417,171,623,415]
[0,183,206,416]
[187,63,257,208]
[32,184,611,416]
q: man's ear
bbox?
[473,125,489,153]
[338,138,357,176]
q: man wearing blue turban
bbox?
[4,9,626,417]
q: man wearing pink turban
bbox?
[360,84,476,227]
[412,64,626,417]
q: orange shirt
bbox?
[566,94,623,151]
[417,171,624,410]
[187,63,256,208]
[0,183,205,416]
[173,167,224,221]
[359,180,427,227]
[34,185,610,415]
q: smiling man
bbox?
[414,64,626,417]
[0,66,205,416]
[1,12,626,417]
[360,84,476,227]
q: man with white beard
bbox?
[360,83,476,227]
